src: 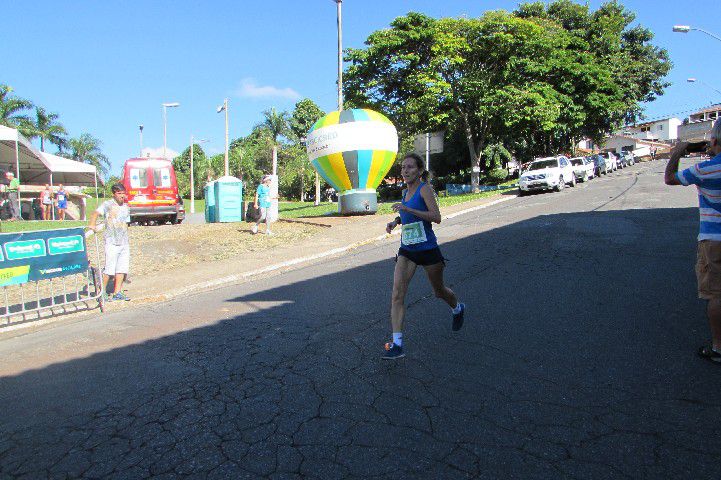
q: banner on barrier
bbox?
[0,228,89,287]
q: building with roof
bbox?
[616,117,682,143]
[678,104,721,142]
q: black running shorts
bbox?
[396,247,445,266]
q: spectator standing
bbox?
[664,118,721,364]
[5,171,20,220]
[56,184,68,220]
[40,184,53,220]
[252,175,277,235]
[88,183,132,302]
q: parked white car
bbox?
[518,156,576,195]
[601,152,618,171]
[569,156,595,182]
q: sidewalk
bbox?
[124,192,516,305]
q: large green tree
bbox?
[345,3,670,190]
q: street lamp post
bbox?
[190,135,209,214]
[138,124,144,157]
[673,25,721,42]
[216,99,229,176]
[162,102,180,159]
[334,0,343,111]
[687,77,721,97]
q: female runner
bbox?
[383,153,465,360]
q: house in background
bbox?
[602,135,670,158]
[678,104,721,142]
[616,117,682,143]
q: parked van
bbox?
[121,158,185,224]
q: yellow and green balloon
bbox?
[306,109,398,214]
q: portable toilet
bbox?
[205,176,243,223]
[204,181,217,223]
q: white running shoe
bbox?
[251,224,258,234]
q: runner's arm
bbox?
[393,184,442,224]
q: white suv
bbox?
[518,156,576,195]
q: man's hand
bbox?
[386,220,398,234]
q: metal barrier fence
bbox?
[0,227,104,328]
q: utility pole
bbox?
[139,125,144,157]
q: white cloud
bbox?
[141,147,180,160]
[234,78,301,100]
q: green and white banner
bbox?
[0,228,88,287]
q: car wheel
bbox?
[518,189,526,197]
[555,176,564,192]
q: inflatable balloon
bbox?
[306,109,398,214]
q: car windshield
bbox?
[570,159,583,166]
[529,160,557,170]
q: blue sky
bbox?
[4,0,720,176]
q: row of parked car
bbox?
[518,151,636,195]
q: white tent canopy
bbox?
[0,124,50,182]
[0,125,100,187]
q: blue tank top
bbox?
[399,182,438,251]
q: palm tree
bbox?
[63,133,110,178]
[0,85,33,136]
[261,107,290,144]
[30,107,68,152]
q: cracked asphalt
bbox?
[1,161,720,479]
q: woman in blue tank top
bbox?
[382,153,466,360]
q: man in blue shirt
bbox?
[665,118,721,364]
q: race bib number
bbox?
[401,221,427,246]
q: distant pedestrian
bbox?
[56,184,68,220]
[88,183,132,302]
[651,147,657,160]
[40,184,53,220]
[252,175,277,235]
[665,118,721,364]
[382,153,465,360]
[5,171,20,220]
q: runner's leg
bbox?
[423,262,458,309]
[391,255,417,335]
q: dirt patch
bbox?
[91,221,324,277]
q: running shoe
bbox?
[112,292,131,302]
[251,224,258,234]
[452,303,465,331]
[381,342,405,360]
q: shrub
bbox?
[482,168,508,185]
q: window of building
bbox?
[658,124,663,131]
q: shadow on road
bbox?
[1,206,719,479]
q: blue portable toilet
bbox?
[205,176,243,223]
[204,181,217,223]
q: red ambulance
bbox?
[121,158,185,224]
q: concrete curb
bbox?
[134,194,517,304]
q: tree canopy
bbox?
[344,1,671,190]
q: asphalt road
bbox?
[1,161,719,479]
